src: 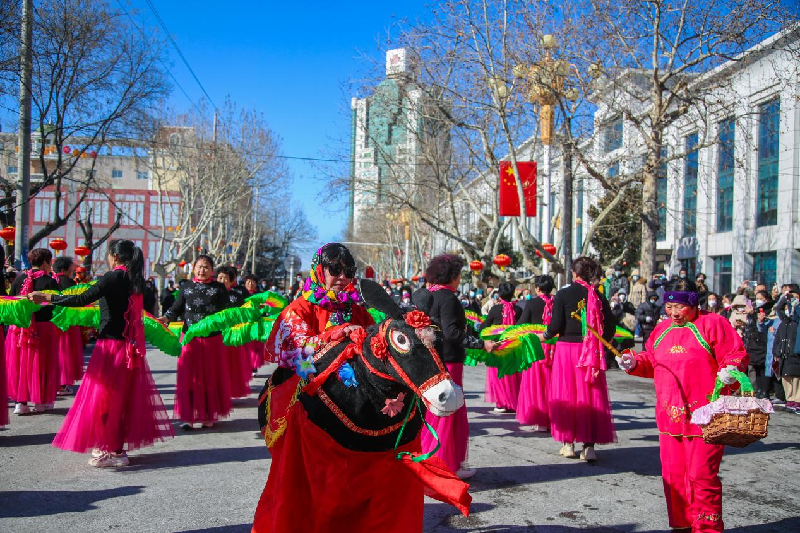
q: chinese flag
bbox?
[499,161,537,217]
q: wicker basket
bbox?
[700,410,770,448]
[692,369,772,448]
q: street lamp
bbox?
[514,34,589,282]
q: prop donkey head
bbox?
[298,279,464,452]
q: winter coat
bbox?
[629,278,648,308]
[772,297,800,377]
[611,298,637,332]
[635,293,661,332]
[741,313,767,367]
[609,275,630,295]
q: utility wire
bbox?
[142,0,217,110]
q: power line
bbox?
[142,0,217,110]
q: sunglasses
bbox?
[326,263,357,278]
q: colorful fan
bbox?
[464,310,485,330]
[58,281,96,296]
[50,305,100,331]
[614,326,634,340]
[168,322,183,337]
[181,305,264,345]
[222,316,277,347]
[465,327,545,378]
[243,291,288,314]
[143,313,182,357]
[0,296,42,328]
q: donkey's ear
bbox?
[358,279,403,318]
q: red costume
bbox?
[627,311,748,533]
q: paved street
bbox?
[2,345,799,533]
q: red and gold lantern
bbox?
[493,254,511,271]
[0,226,15,241]
[178,260,188,268]
[49,238,68,255]
[543,243,557,256]
[411,275,420,282]
[74,245,91,257]
[469,260,484,273]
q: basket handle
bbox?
[709,368,753,402]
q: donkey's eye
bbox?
[389,330,412,353]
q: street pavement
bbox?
[2,345,800,533]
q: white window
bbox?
[79,193,109,224]
[116,194,145,226]
[136,171,148,180]
[148,198,179,227]
[111,169,123,179]
[33,191,66,223]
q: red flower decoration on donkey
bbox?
[405,310,430,329]
[370,336,389,360]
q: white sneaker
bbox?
[492,407,509,414]
[580,446,597,462]
[520,425,548,433]
[559,443,577,458]
[192,423,204,429]
[13,403,31,415]
[91,448,104,458]
[57,386,72,396]
[89,452,129,468]
[180,422,192,430]
[456,462,477,479]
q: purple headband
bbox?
[664,291,699,306]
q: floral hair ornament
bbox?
[404,310,430,329]
[664,291,699,307]
[370,336,389,360]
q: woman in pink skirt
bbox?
[52,256,84,395]
[161,255,232,429]
[30,240,174,467]
[539,257,617,462]
[216,265,252,399]
[413,254,497,479]
[480,282,522,413]
[8,248,60,415]
[242,274,266,374]
[516,275,556,432]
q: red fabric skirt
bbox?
[484,366,521,410]
[422,362,469,473]
[175,335,233,424]
[0,328,7,427]
[516,344,554,427]
[57,326,84,386]
[245,341,266,370]
[52,339,174,453]
[5,322,60,405]
[226,344,252,398]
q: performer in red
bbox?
[162,255,232,429]
[516,274,556,431]
[30,240,173,467]
[617,279,748,532]
[242,274,266,374]
[217,266,252,399]
[52,256,84,395]
[482,282,522,414]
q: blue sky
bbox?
[127,1,430,263]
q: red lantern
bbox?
[89,151,98,159]
[493,254,511,271]
[543,243,557,255]
[0,226,15,241]
[390,278,401,285]
[365,266,375,279]
[411,275,420,282]
[178,260,188,268]
[74,245,91,257]
[469,260,484,273]
[49,238,68,255]
[62,146,71,154]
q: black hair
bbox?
[243,274,258,284]
[319,243,356,269]
[28,248,52,268]
[571,256,602,283]
[498,281,516,302]
[534,274,555,295]
[52,256,74,274]
[665,278,697,293]
[217,265,237,283]
[723,292,735,302]
[108,239,145,294]
[425,254,465,285]
[755,290,772,302]
[195,254,215,269]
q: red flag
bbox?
[499,161,537,217]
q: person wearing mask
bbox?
[160,281,176,316]
[217,266,252,400]
[51,256,84,396]
[30,240,173,467]
[480,282,522,414]
[720,293,735,320]
[289,273,303,300]
[636,292,662,346]
[728,294,750,336]
[7,249,60,415]
[243,274,267,374]
[609,288,636,367]
[629,272,648,308]
[482,289,500,315]
[705,293,720,314]
[399,286,414,311]
[516,275,556,431]
[649,274,668,306]
[538,256,617,462]
[608,265,630,296]
[741,291,771,399]
[758,292,785,406]
[616,279,748,533]
[466,290,481,314]
[774,285,800,412]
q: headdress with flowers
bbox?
[302,244,361,327]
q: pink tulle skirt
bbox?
[485,367,521,410]
[175,335,233,424]
[549,342,616,445]
[57,327,84,386]
[516,344,554,427]
[422,362,468,473]
[245,341,266,370]
[0,328,7,427]
[5,322,60,405]
[226,344,251,398]
[52,338,174,453]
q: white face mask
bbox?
[632,275,640,282]
[619,294,627,302]
[708,299,717,307]
[755,299,766,307]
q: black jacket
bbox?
[635,293,661,332]
[741,313,767,366]
[51,270,131,340]
[773,298,800,377]
[413,288,481,363]
[481,301,521,329]
[518,296,547,325]
[11,270,58,321]
[544,283,615,343]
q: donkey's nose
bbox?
[422,379,464,417]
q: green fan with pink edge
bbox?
[463,324,547,378]
[0,283,96,328]
[143,312,182,357]
[222,316,277,347]
[464,310,485,330]
[182,291,289,346]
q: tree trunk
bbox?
[640,165,658,280]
